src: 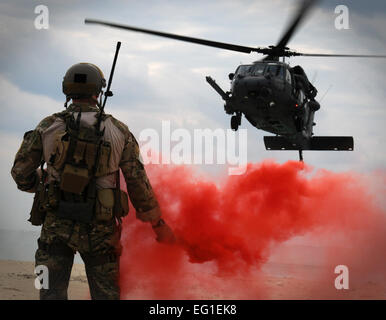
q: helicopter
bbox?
[85,0,386,161]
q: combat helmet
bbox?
[62,63,106,100]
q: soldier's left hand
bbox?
[152,219,176,244]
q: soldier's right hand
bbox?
[26,168,44,193]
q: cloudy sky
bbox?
[0,0,385,232]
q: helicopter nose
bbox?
[233,77,271,99]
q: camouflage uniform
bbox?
[11,103,161,300]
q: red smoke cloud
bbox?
[119,161,386,299]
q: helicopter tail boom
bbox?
[264,136,354,151]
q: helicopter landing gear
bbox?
[298,149,304,162]
[231,113,242,131]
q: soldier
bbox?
[11,63,175,300]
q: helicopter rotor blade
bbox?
[85,14,386,61]
[295,53,386,58]
[85,19,264,54]
[275,0,320,49]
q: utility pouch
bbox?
[60,164,90,194]
[29,164,48,226]
[29,186,47,226]
[117,190,129,218]
[96,189,115,222]
[56,200,94,223]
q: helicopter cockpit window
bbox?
[286,69,292,84]
[278,66,285,80]
[251,63,266,76]
[265,64,284,79]
[236,65,253,76]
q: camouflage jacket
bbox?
[11,103,160,222]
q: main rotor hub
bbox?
[257,45,300,58]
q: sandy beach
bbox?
[0,259,384,300]
[0,260,89,300]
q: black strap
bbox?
[114,169,122,221]
[116,169,120,190]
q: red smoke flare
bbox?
[119,161,386,299]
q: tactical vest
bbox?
[50,110,111,194]
[28,109,129,226]
[46,110,113,223]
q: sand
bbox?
[0,259,384,300]
[0,260,89,300]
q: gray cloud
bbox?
[0,0,385,233]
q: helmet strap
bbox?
[98,91,103,108]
